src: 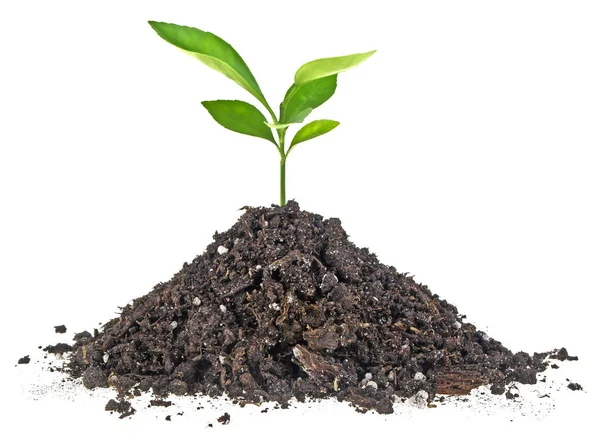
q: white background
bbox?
[1,0,598,441]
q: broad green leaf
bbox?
[288,119,340,153]
[294,50,376,85]
[201,100,275,144]
[148,21,271,111]
[280,75,337,124]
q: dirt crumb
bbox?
[18,355,30,364]
[105,399,135,419]
[150,399,173,407]
[218,412,231,425]
[54,325,67,334]
[43,343,72,355]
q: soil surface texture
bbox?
[58,202,573,413]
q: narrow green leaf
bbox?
[148,21,270,111]
[280,75,337,124]
[202,100,276,144]
[288,119,340,153]
[294,50,376,85]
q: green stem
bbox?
[280,156,286,206]
[278,129,287,206]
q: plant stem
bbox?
[278,129,287,206]
[280,156,286,206]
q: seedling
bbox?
[148,21,375,206]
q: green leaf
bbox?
[148,21,271,111]
[280,75,337,124]
[288,119,340,153]
[201,100,276,144]
[294,50,376,85]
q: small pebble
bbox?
[255,265,262,270]
[219,305,227,313]
[217,246,228,255]
[103,353,109,364]
[414,372,426,381]
[170,321,178,330]
[269,303,281,311]
[364,372,373,381]
[193,297,201,306]
[365,381,378,390]
[453,321,462,330]
[409,390,429,409]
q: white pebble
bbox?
[365,381,378,390]
[269,303,281,311]
[217,245,229,255]
[103,353,109,364]
[414,372,426,381]
[170,321,178,330]
[409,390,429,409]
[255,265,262,270]
[219,304,227,313]
[364,372,373,381]
[193,297,201,306]
[218,355,226,365]
[234,238,241,245]
[453,321,462,329]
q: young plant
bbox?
[148,21,375,206]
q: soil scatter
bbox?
[218,412,231,424]
[54,325,67,334]
[18,356,30,364]
[105,399,136,419]
[58,202,575,413]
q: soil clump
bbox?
[53,202,574,413]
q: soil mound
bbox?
[64,202,562,413]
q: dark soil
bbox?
[18,356,30,364]
[53,202,575,414]
[54,325,67,334]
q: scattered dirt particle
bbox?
[549,347,578,361]
[54,325,67,334]
[150,399,173,407]
[105,399,135,419]
[490,384,505,395]
[43,343,72,355]
[217,412,231,425]
[165,415,171,421]
[18,355,30,364]
[567,382,583,391]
